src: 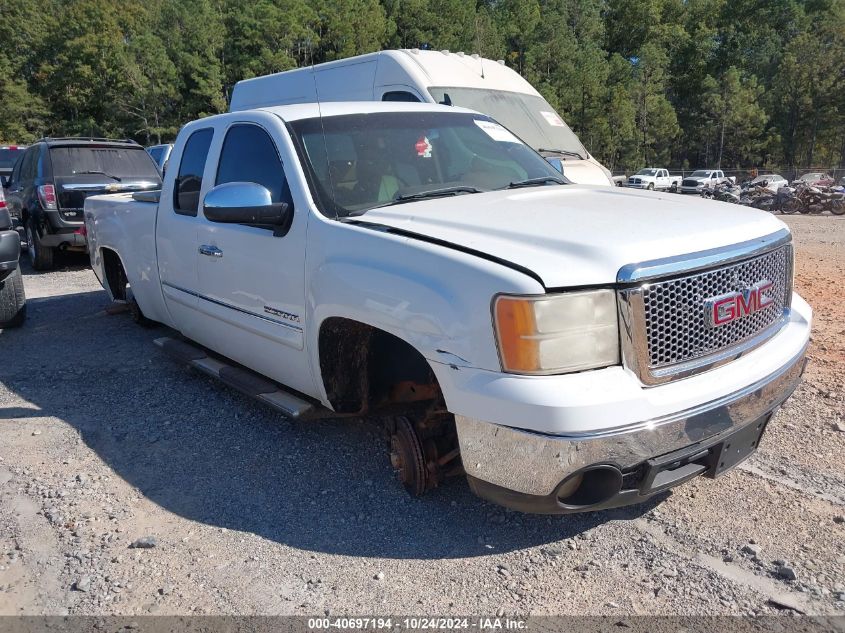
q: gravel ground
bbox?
[0,215,843,617]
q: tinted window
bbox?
[148,147,163,165]
[19,147,38,181]
[50,146,160,180]
[382,91,420,102]
[174,129,213,216]
[0,148,25,170]
[216,124,291,207]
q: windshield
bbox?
[636,169,658,176]
[691,170,712,177]
[289,111,564,217]
[800,173,823,181]
[0,148,25,170]
[428,87,586,157]
[50,146,161,180]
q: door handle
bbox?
[198,244,223,258]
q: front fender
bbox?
[305,218,544,404]
[309,259,473,366]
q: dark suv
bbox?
[0,186,25,328]
[5,138,161,270]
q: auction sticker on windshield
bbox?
[540,111,565,127]
[474,120,521,143]
[415,135,433,158]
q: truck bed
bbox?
[85,192,171,325]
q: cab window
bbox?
[215,124,293,215]
[174,128,213,216]
[382,91,421,103]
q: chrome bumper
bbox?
[456,345,807,499]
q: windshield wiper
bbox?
[345,186,485,215]
[73,169,122,182]
[538,148,584,160]
[500,176,566,190]
[393,186,483,203]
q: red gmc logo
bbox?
[705,280,774,327]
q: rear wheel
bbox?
[26,219,54,271]
[0,266,26,328]
[127,286,155,327]
[830,199,845,215]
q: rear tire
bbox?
[829,200,845,215]
[26,219,54,271]
[0,266,27,328]
[127,286,156,327]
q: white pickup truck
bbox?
[626,168,681,191]
[680,169,736,194]
[85,102,811,514]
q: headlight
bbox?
[493,290,620,374]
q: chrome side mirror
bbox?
[203,182,292,236]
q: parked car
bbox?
[146,143,173,173]
[230,49,615,186]
[793,172,834,187]
[680,169,735,194]
[0,187,25,328]
[0,145,26,188]
[5,138,161,270]
[745,174,788,193]
[626,168,681,191]
[85,102,810,514]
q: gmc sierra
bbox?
[84,102,811,514]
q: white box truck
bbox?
[229,49,614,186]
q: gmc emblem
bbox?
[705,280,774,327]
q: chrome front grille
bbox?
[618,237,793,385]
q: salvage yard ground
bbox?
[0,215,843,616]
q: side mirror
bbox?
[203,182,292,236]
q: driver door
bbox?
[192,116,314,397]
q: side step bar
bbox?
[153,337,318,420]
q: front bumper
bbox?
[458,345,807,513]
[680,186,704,194]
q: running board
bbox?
[153,337,317,420]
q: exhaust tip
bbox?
[556,465,623,510]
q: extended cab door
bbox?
[192,115,314,397]
[155,126,215,337]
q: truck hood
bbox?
[360,186,787,288]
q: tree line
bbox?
[0,0,843,172]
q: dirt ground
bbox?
[0,215,843,617]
